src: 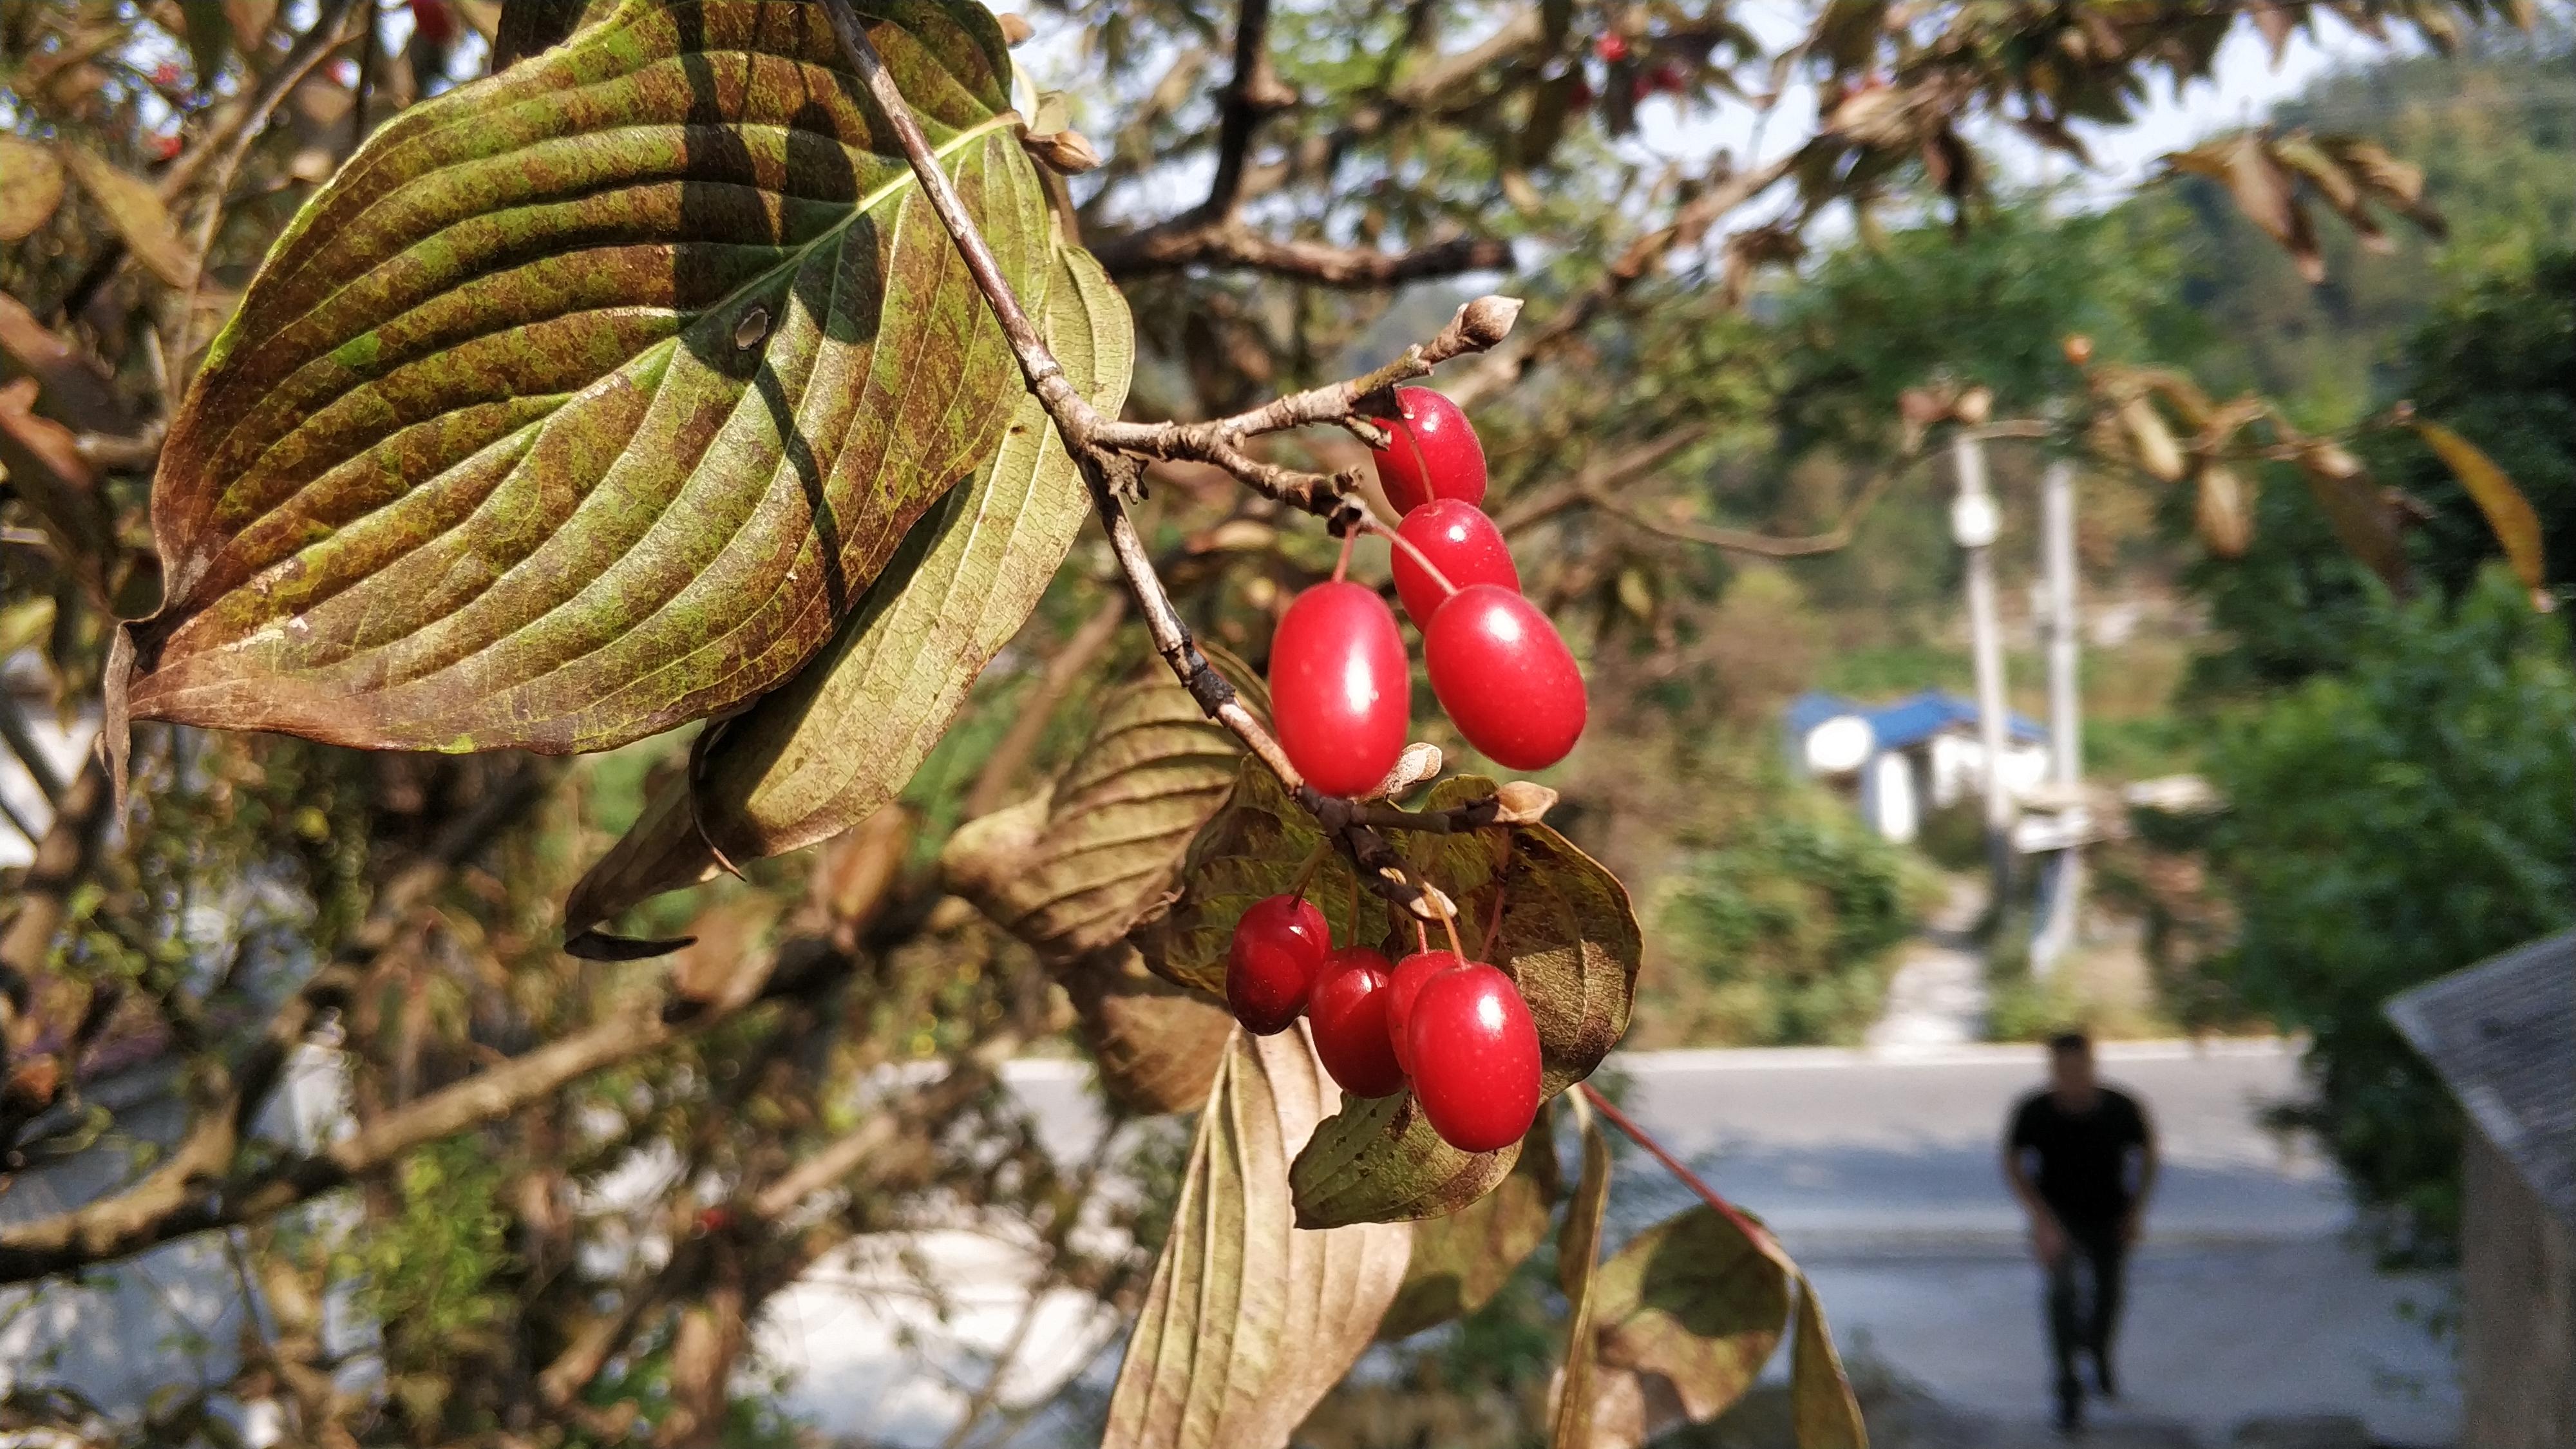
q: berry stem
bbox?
[1363,515,1462,599]
[1332,527,1357,584]
[1575,1081,1786,1262]
[1287,843,1327,905]
[1436,898,1466,960]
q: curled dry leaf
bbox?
[2293,440,2409,592]
[562,234,1134,937]
[2118,395,2186,482]
[1493,779,1558,825]
[0,138,66,243]
[1103,1029,1410,1449]
[2194,463,2253,559]
[118,0,1050,761]
[1788,1274,1868,1448]
[1021,129,1104,174]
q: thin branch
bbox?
[1581,453,1918,558]
[963,597,1129,821]
[1094,223,1513,288]
[1576,1082,1786,1264]
[0,701,66,807]
[1202,0,1283,218]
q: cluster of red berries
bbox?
[1267,387,1587,797]
[1227,894,1542,1153]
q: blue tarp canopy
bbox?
[1786,688,2047,753]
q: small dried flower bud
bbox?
[2062,334,2094,365]
[1021,129,1103,174]
[1955,386,1994,426]
[1454,295,1522,350]
[997,12,1035,44]
[1493,781,1558,824]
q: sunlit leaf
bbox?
[1103,1029,1410,1449]
[2415,419,2547,597]
[117,0,1049,759]
[0,140,66,243]
[2119,395,2186,482]
[564,236,1131,934]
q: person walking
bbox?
[2002,1030,2157,1435]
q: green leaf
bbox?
[118,0,1048,757]
[1789,1274,1867,1449]
[1549,1094,1612,1449]
[563,236,1131,933]
[1287,1088,1524,1229]
[1590,1205,1792,1431]
[1376,1106,1560,1340]
[2414,419,2548,598]
[1135,758,1374,996]
[1104,1029,1411,1449]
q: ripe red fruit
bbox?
[1650,61,1688,94]
[410,0,460,46]
[1406,963,1544,1152]
[1384,949,1468,1074]
[1308,947,1406,1098]
[149,133,183,162]
[1368,386,1487,516]
[1426,585,1586,771]
[1226,894,1331,1035]
[1392,500,1520,629]
[1269,581,1410,797]
[1595,33,1630,62]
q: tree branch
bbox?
[1578,453,1919,558]
[1094,223,1513,287]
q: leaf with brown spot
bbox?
[1591,1206,1792,1433]
[0,140,65,243]
[118,0,1050,760]
[1103,1029,1410,1449]
[563,234,1131,934]
[1288,1087,1523,1230]
[2416,419,2547,596]
[1377,1104,1560,1340]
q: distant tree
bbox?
[2205,569,2574,1260]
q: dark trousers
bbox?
[2045,1220,2126,1392]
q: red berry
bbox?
[1384,950,1468,1074]
[152,62,183,89]
[1426,585,1586,771]
[1595,33,1630,62]
[1392,500,1519,630]
[1226,894,1331,1035]
[1368,387,1487,516]
[1269,581,1411,797]
[149,133,183,162]
[694,1206,734,1234]
[1308,947,1406,1098]
[1651,61,1688,94]
[410,0,460,46]
[1406,963,1543,1152]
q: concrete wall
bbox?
[2460,1130,2576,1449]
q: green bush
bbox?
[1645,790,1926,1046]
[2206,569,2575,1261]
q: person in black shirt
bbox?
[2002,1031,2157,1435]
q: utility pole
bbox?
[2031,459,2084,974]
[1949,426,2014,909]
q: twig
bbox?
[816,0,1519,920]
[1581,453,1919,558]
[1575,1081,1784,1262]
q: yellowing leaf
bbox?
[2295,441,2409,592]
[2416,420,2546,596]
[1063,946,1235,1115]
[0,139,66,243]
[1591,1205,1792,1432]
[1788,1274,1866,1448]
[2119,395,2186,482]
[1377,1108,1560,1339]
[2194,463,2252,558]
[59,146,196,289]
[119,0,1048,758]
[1103,1029,1410,1449]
